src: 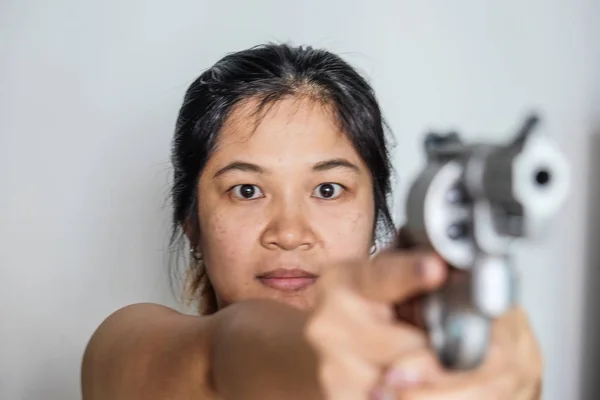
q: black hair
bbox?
[170,43,395,314]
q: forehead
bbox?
[213,97,360,161]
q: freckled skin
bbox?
[197,97,375,311]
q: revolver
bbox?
[403,113,570,370]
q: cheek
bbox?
[315,203,375,260]
[198,210,261,292]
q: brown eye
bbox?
[231,184,264,200]
[313,183,343,199]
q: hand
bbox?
[382,306,543,400]
[304,249,448,400]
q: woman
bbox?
[81,43,542,399]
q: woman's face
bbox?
[196,97,376,311]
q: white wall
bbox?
[1,1,598,399]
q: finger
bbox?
[396,369,516,400]
[369,351,450,400]
[391,307,539,399]
[306,287,428,365]
[492,307,541,364]
[382,350,447,389]
[355,251,447,303]
[318,352,380,400]
[489,307,544,393]
[394,268,472,329]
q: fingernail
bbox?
[385,368,422,388]
[416,255,443,282]
[370,387,395,400]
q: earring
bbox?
[370,243,377,255]
[190,247,203,262]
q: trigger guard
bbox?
[425,293,491,370]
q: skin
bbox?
[196,97,374,311]
[81,95,542,400]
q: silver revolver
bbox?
[404,114,570,370]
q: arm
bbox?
[81,300,322,400]
[211,299,322,400]
[81,303,215,400]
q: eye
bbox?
[230,184,264,200]
[313,183,344,200]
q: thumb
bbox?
[352,250,447,304]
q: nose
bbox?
[260,201,317,251]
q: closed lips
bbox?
[257,268,318,291]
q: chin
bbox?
[284,296,314,311]
[266,290,316,312]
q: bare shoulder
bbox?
[87,302,195,336]
[81,303,216,400]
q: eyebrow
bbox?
[213,162,264,178]
[312,158,360,173]
[213,158,360,178]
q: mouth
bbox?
[256,268,319,292]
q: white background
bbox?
[1,1,599,399]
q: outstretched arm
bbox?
[81,300,322,400]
